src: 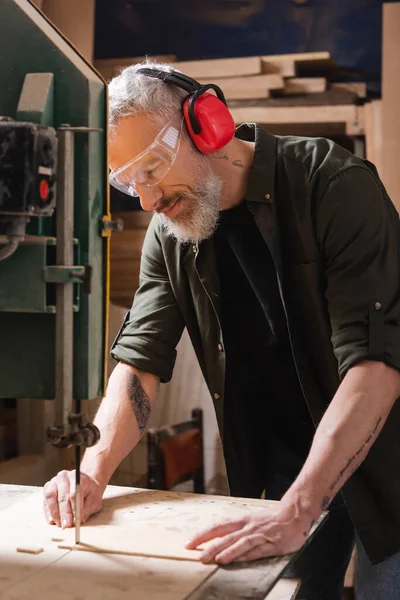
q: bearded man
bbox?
[43,61,400,600]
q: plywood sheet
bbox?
[53,487,270,561]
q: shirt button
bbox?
[214,393,220,400]
[265,193,271,200]
[192,245,197,253]
[374,301,382,310]
[217,343,223,352]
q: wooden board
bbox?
[262,51,335,77]
[197,74,284,99]
[381,2,400,212]
[173,56,262,79]
[262,51,332,64]
[53,487,273,561]
[331,82,367,98]
[228,88,358,107]
[283,77,327,95]
[229,104,363,129]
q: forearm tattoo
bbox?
[127,374,151,436]
[329,416,383,493]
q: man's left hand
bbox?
[185,504,312,564]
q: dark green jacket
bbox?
[111,124,400,563]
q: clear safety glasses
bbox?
[109,113,184,198]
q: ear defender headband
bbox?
[136,67,236,154]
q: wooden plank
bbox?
[55,487,277,561]
[228,88,358,107]
[381,2,400,212]
[265,578,301,600]
[364,100,383,176]
[221,88,271,100]
[331,82,367,98]
[283,77,327,95]
[198,74,284,91]
[263,51,332,64]
[197,74,284,100]
[262,51,335,77]
[229,104,361,126]
[173,56,262,79]
[261,58,296,77]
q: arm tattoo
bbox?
[329,416,383,492]
[127,374,151,436]
[321,496,330,511]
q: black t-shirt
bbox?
[214,200,315,492]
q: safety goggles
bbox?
[109,112,184,198]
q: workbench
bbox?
[0,483,316,599]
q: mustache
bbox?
[156,187,197,213]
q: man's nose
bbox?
[136,184,163,212]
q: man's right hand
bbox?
[43,470,105,528]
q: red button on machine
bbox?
[39,179,49,200]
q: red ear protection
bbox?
[136,68,236,154]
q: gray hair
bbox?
[108,60,188,134]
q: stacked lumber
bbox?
[96,52,367,137]
[173,52,366,136]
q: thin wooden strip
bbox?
[263,51,331,63]
[16,545,44,555]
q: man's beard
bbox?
[155,170,223,245]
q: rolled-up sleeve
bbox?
[316,165,400,380]
[110,219,185,382]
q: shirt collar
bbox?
[235,123,277,205]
